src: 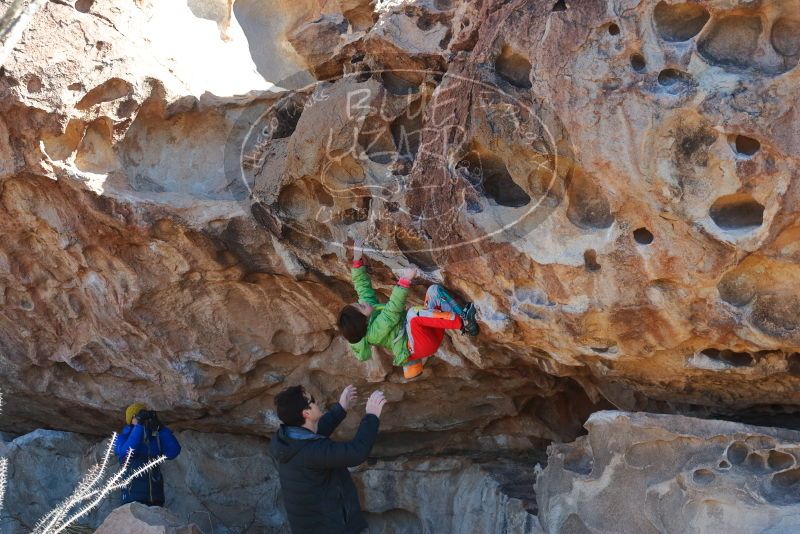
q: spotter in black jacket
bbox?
[269,403,379,534]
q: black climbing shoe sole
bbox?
[461,303,479,336]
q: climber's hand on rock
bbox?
[397,268,417,282]
[352,237,364,263]
[339,384,357,411]
[365,390,387,418]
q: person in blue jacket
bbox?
[114,403,181,507]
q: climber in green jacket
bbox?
[336,240,479,379]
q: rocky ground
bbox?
[1,0,799,531]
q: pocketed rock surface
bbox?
[2,0,800,530]
[537,411,800,534]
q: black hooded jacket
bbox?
[269,403,380,534]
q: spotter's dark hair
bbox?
[275,385,311,426]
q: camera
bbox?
[136,409,161,434]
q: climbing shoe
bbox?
[403,362,424,380]
[460,303,479,337]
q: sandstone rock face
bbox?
[95,502,203,534]
[2,0,800,529]
[0,0,797,444]
[536,411,800,534]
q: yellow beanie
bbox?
[125,403,147,425]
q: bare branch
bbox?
[31,434,166,534]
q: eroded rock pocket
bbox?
[653,2,710,42]
[709,194,764,231]
[701,348,754,368]
[566,168,614,229]
[698,15,762,70]
[496,45,533,89]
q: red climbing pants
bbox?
[406,284,463,361]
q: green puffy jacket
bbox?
[349,265,410,366]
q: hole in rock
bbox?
[733,135,761,157]
[750,296,800,345]
[566,168,614,229]
[438,31,453,50]
[355,69,372,82]
[788,354,800,377]
[608,23,620,36]
[701,348,754,367]
[584,249,601,272]
[381,71,420,95]
[552,0,567,12]
[630,53,646,72]
[396,230,438,272]
[26,75,42,93]
[697,15,762,70]
[773,467,800,489]
[484,170,531,208]
[745,452,768,473]
[657,69,693,93]
[267,96,305,140]
[771,18,800,57]
[633,227,654,245]
[75,0,95,13]
[416,14,434,31]
[692,468,715,485]
[653,1,710,42]
[709,194,764,231]
[459,144,531,208]
[768,450,795,471]
[496,46,533,89]
[563,446,592,475]
[718,460,731,469]
[276,179,332,220]
[727,441,749,464]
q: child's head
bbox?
[337,302,372,343]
